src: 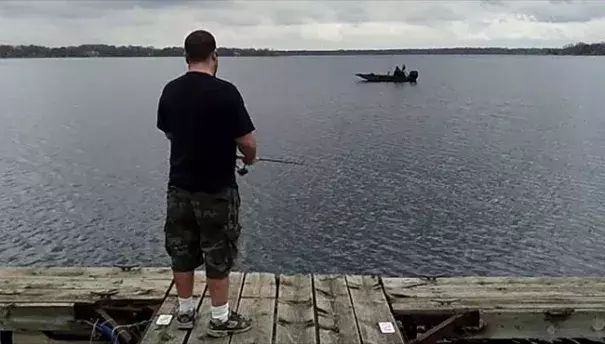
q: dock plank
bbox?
[231,272,276,344]
[190,272,244,343]
[384,276,605,340]
[346,275,405,344]
[390,298,605,314]
[0,268,173,305]
[3,269,605,343]
[12,331,106,344]
[385,276,605,286]
[140,272,206,344]
[1,278,172,292]
[0,267,172,332]
[382,277,605,295]
[384,276,605,314]
[0,303,86,332]
[0,286,170,303]
[275,274,316,344]
[313,275,361,344]
[475,309,605,340]
[240,272,276,299]
[388,290,605,299]
[0,267,172,279]
[383,276,605,309]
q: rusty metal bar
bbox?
[411,311,480,344]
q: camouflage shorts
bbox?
[163,185,241,278]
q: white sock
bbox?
[211,303,230,323]
[178,297,195,313]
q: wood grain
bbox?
[275,274,316,344]
[313,275,361,344]
[231,273,277,344]
[346,275,405,344]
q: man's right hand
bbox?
[236,131,257,166]
[243,155,258,166]
[237,155,258,166]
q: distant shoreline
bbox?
[1,42,603,58]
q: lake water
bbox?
[1,55,604,277]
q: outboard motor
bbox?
[408,70,419,83]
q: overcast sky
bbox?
[0,0,603,49]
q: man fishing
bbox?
[156,29,256,337]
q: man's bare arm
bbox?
[236,131,257,165]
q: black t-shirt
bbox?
[157,71,255,193]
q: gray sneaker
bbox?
[207,311,252,338]
[176,309,195,330]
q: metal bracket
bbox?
[544,308,575,322]
[410,311,481,344]
[90,289,119,299]
[114,264,139,272]
[433,298,461,306]
[418,275,445,282]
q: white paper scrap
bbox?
[156,314,173,326]
[379,321,396,334]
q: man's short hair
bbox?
[184,30,216,63]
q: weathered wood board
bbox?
[0,267,173,279]
[346,275,405,344]
[0,268,173,332]
[275,274,317,344]
[383,276,605,312]
[12,331,107,344]
[2,268,605,343]
[313,275,361,344]
[383,276,605,340]
[230,273,276,344]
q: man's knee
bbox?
[204,251,237,279]
[165,234,203,273]
[205,265,230,279]
[171,257,202,273]
[204,241,238,279]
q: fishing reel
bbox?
[236,164,249,176]
[235,155,252,176]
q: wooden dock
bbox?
[1,268,604,344]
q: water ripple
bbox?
[1,56,605,276]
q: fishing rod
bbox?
[235,155,303,175]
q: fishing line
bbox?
[235,156,304,176]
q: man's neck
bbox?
[188,63,214,76]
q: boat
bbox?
[356,70,419,83]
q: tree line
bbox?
[1,42,603,58]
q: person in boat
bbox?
[393,66,402,76]
[400,64,407,77]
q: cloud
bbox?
[0,0,603,49]
[500,1,605,23]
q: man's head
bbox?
[184,30,218,74]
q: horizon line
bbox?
[2,43,586,51]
